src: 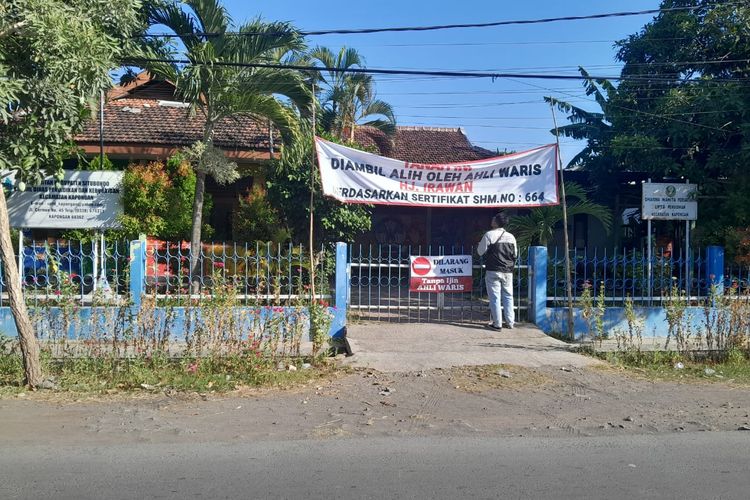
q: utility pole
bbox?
[550,104,575,341]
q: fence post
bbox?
[706,245,724,296]
[330,242,348,338]
[529,246,548,330]
[129,237,147,306]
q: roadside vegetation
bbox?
[595,349,750,386]
[0,264,339,395]
[578,284,750,385]
[0,345,338,396]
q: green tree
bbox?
[140,0,312,290]
[266,126,372,246]
[508,182,613,248]
[612,0,750,252]
[0,0,143,387]
[309,46,396,141]
[552,1,750,254]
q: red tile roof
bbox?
[77,98,271,151]
[353,126,497,164]
[76,74,271,153]
[77,73,494,163]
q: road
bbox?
[3,432,749,499]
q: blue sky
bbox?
[221,0,662,162]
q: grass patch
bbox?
[591,349,750,385]
[0,352,337,396]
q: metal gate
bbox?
[348,244,528,323]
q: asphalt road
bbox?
[3,432,749,499]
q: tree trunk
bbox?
[189,119,215,295]
[0,186,42,387]
[189,170,206,294]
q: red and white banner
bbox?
[315,137,559,208]
[409,255,473,293]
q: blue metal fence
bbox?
[548,247,750,306]
[144,240,330,305]
[0,238,330,307]
[1,238,130,306]
[349,243,529,323]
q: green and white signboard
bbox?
[641,182,698,221]
[5,171,123,229]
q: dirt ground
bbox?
[2,364,750,446]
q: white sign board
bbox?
[409,255,473,293]
[6,171,123,229]
[641,183,698,221]
[315,138,559,208]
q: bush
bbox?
[232,186,290,243]
[117,154,213,240]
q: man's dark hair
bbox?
[493,212,508,228]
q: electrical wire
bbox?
[137,2,746,38]
[348,37,692,48]
[127,57,750,85]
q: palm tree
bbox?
[508,182,613,248]
[308,46,395,141]
[142,0,311,289]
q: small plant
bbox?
[579,280,594,335]
[594,280,607,341]
[664,283,691,356]
[579,280,607,344]
[0,333,16,354]
[614,295,643,354]
[700,280,749,361]
[309,299,333,361]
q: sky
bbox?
[219,0,663,163]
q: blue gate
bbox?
[348,244,528,323]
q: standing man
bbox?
[478,212,517,330]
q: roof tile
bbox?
[76,98,270,151]
[353,126,496,163]
[77,74,494,162]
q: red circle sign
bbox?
[411,256,432,276]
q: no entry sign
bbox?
[409,255,473,293]
[411,256,432,276]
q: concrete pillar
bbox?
[330,242,349,338]
[706,245,724,295]
[529,246,548,328]
[129,237,146,306]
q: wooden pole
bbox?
[685,178,691,297]
[99,89,105,166]
[550,104,575,341]
[646,178,652,305]
[309,82,317,302]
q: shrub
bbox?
[117,154,213,240]
[232,186,290,243]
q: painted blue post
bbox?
[529,246,548,330]
[330,242,348,338]
[706,246,724,295]
[129,237,146,306]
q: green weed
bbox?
[599,349,750,385]
[0,351,332,395]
